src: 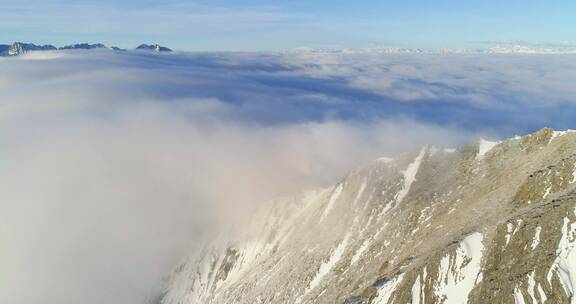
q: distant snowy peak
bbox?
[0,42,57,56]
[59,43,110,50]
[135,44,172,52]
[487,44,576,54]
[290,45,576,55]
[0,42,171,56]
[290,46,426,54]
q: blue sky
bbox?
[0,0,575,50]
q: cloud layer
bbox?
[0,50,575,304]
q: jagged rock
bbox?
[0,42,171,56]
[0,44,10,56]
[161,128,576,304]
[371,276,391,288]
[59,43,108,50]
[136,44,172,52]
[3,42,57,56]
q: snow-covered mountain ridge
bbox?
[289,45,576,54]
[161,128,576,304]
[0,42,172,56]
[3,42,575,57]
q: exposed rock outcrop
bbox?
[162,128,576,304]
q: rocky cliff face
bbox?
[161,128,576,304]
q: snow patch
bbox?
[417,207,433,224]
[526,272,538,304]
[537,283,547,303]
[505,222,514,246]
[548,217,576,302]
[514,219,523,234]
[411,275,422,304]
[513,288,526,304]
[551,130,576,142]
[477,139,500,160]
[352,179,367,208]
[320,183,343,222]
[373,273,405,304]
[434,232,484,304]
[378,200,394,219]
[163,239,231,304]
[543,186,552,199]
[395,147,426,203]
[505,220,524,246]
[531,226,542,250]
[350,239,370,265]
[305,234,349,293]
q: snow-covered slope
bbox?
[161,128,576,304]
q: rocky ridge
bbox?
[161,128,576,304]
[136,44,173,52]
[0,42,172,56]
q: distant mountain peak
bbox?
[0,42,57,56]
[59,43,108,50]
[135,44,173,52]
[289,45,576,54]
[0,42,172,57]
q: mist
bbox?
[1,50,575,304]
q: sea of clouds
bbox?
[0,50,575,304]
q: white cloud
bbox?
[0,49,574,303]
[0,50,472,304]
